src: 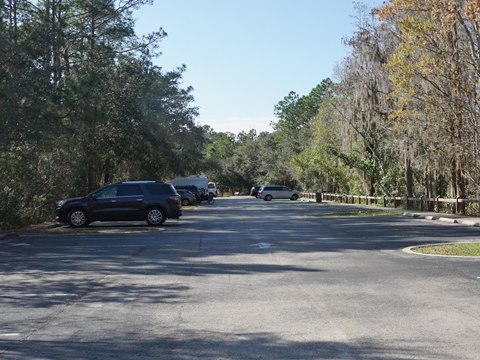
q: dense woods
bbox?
[0,0,204,228]
[204,1,480,209]
[2,0,480,229]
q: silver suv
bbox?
[257,185,300,201]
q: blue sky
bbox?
[134,0,383,134]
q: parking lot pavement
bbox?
[2,200,480,240]
[1,197,480,359]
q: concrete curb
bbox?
[403,212,480,227]
[403,212,421,218]
[403,243,480,258]
[438,217,458,224]
[461,220,480,227]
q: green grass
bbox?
[310,210,403,217]
[412,242,480,256]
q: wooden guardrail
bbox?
[300,192,480,215]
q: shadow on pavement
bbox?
[0,332,444,360]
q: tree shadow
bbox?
[0,331,447,360]
[0,260,321,309]
[0,199,476,359]
[1,198,477,310]
[183,197,480,253]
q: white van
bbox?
[169,176,209,200]
[257,185,300,201]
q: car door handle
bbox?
[136,199,143,201]
[111,200,117,203]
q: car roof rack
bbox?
[120,180,161,184]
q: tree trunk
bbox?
[405,154,413,197]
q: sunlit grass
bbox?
[412,242,480,256]
[310,210,404,217]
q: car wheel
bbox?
[146,207,166,226]
[264,195,272,201]
[182,198,190,206]
[67,208,88,227]
[291,194,299,201]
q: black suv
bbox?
[55,181,182,227]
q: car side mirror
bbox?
[90,194,97,200]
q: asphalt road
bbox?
[0,197,479,359]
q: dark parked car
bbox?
[250,186,261,197]
[55,181,182,227]
[174,185,201,202]
[177,189,196,206]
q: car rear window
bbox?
[145,183,177,195]
[118,184,144,196]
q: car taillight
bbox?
[259,191,263,195]
[170,195,180,203]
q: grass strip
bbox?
[412,242,480,256]
[310,210,403,217]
